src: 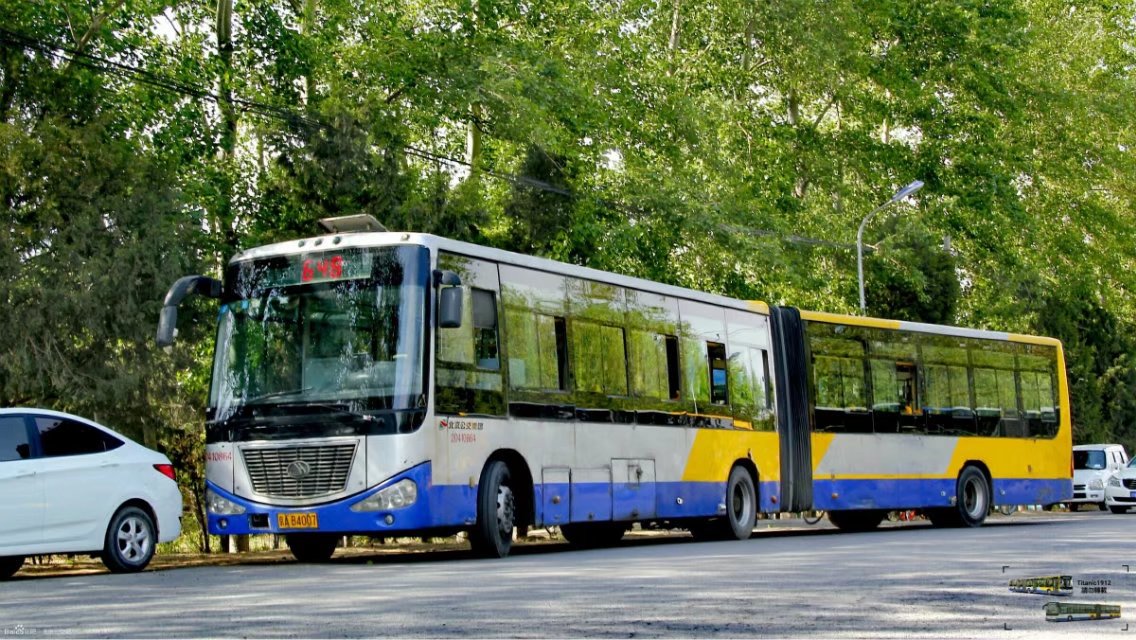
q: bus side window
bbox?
[707,342,728,405]
[471,289,499,370]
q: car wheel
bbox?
[0,556,24,580]
[1109,506,1128,514]
[284,533,339,562]
[101,506,157,573]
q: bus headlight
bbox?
[1109,476,1122,488]
[206,488,246,515]
[1089,478,1105,490]
[351,479,418,512]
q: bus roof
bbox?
[232,231,769,315]
[232,230,1060,347]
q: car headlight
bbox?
[1089,478,1105,490]
[206,488,247,515]
[1109,476,1123,488]
[351,479,418,512]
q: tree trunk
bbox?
[216,0,239,253]
[302,0,318,105]
[668,0,683,51]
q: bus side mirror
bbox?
[434,270,463,329]
[439,287,463,328]
[157,306,179,348]
[156,275,222,348]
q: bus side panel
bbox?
[810,432,1071,511]
[681,429,781,513]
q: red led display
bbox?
[300,255,345,282]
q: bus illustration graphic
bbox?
[1043,602,1121,622]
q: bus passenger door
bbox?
[612,458,656,521]
[541,467,570,526]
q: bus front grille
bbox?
[242,444,357,499]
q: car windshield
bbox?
[1073,450,1107,470]
[209,245,429,422]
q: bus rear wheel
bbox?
[560,522,626,548]
[469,460,516,558]
[827,509,886,532]
[691,466,757,541]
[929,466,990,528]
[285,533,339,562]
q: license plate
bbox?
[277,512,319,529]
[1130,491,1136,499]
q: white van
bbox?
[1071,444,1129,510]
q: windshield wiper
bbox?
[288,401,376,423]
[242,388,314,405]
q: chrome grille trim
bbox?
[1123,478,1136,490]
[242,443,356,499]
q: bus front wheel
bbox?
[470,460,516,558]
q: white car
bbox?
[0,409,183,578]
[1070,444,1129,510]
[1105,457,1136,514]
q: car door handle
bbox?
[11,470,35,479]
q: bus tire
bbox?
[827,509,886,532]
[930,466,989,528]
[692,466,757,541]
[285,533,339,562]
[560,522,626,548]
[469,460,515,558]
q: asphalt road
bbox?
[2,511,1134,638]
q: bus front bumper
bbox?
[205,462,474,536]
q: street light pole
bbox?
[857,180,924,314]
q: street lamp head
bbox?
[889,179,924,204]
[858,179,925,315]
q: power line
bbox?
[0,26,859,251]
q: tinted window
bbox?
[35,417,123,457]
[0,416,31,462]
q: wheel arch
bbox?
[734,457,760,501]
[959,460,993,494]
[484,449,534,528]
[111,498,159,539]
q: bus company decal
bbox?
[439,418,484,444]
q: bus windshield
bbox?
[209,245,429,422]
[1073,450,1106,470]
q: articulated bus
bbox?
[157,216,1072,561]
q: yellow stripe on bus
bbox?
[797,310,902,330]
[1007,333,1062,347]
[682,430,781,483]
